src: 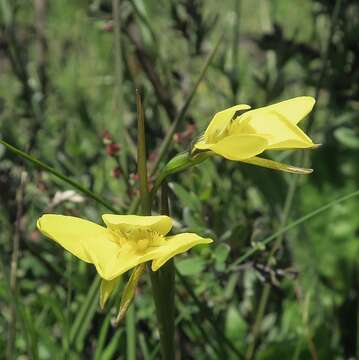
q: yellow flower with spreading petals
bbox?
[37,214,212,281]
[194,97,318,172]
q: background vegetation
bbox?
[1,0,359,359]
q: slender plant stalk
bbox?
[149,264,175,359]
[126,306,136,360]
[122,89,152,360]
[136,89,175,359]
[150,183,175,358]
[136,89,151,214]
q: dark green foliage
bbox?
[1,0,358,359]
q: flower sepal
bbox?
[242,156,313,174]
[114,264,146,324]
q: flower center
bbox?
[136,238,150,252]
[107,226,164,253]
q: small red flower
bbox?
[106,143,121,157]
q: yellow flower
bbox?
[194,97,317,170]
[37,214,212,281]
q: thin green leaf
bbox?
[69,277,101,347]
[0,139,120,213]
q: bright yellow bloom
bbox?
[37,214,212,281]
[194,97,317,168]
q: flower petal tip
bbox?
[287,166,313,175]
[151,263,159,272]
[36,214,48,231]
[203,238,214,244]
[303,95,316,103]
[312,143,322,149]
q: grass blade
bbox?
[229,188,359,269]
[0,139,120,213]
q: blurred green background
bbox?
[1,0,359,359]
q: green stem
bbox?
[136,89,151,214]
[136,90,175,359]
[161,183,175,352]
[150,182,175,359]
[126,306,136,360]
[157,182,175,359]
[149,262,175,359]
[150,151,211,200]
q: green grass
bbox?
[1,0,359,359]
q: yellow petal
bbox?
[267,96,315,124]
[245,96,315,125]
[241,156,313,174]
[208,134,268,160]
[237,109,314,149]
[204,104,251,142]
[102,246,166,280]
[37,214,121,280]
[100,278,118,309]
[102,214,172,236]
[151,233,213,271]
